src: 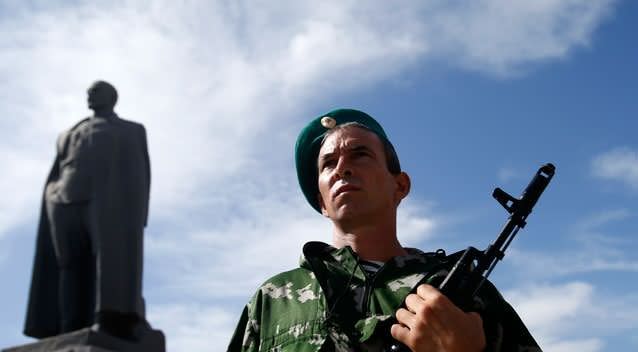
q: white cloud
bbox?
[147,303,237,351]
[398,198,438,245]
[545,339,603,352]
[573,208,631,232]
[495,209,637,350]
[506,282,594,335]
[505,281,638,351]
[0,0,616,240]
[0,150,49,237]
[425,0,616,76]
[592,147,638,191]
[508,209,638,279]
[497,166,519,183]
[146,194,330,298]
[509,247,638,279]
[0,0,430,240]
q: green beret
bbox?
[295,108,393,213]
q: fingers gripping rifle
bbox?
[388,163,555,352]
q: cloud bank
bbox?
[508,208,638,279]
[592,147,638,191]
[0,0,614,238]
[506,281,638,352]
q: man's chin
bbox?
[331,206,365,223]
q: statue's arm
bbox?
[141,125,151,226]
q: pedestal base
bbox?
[2,327,165,352]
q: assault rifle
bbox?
[387,163,555,351]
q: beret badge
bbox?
[320,116,337,129]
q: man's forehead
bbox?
[319,126,382,155]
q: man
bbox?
[24,81,151,341]
[227,109,541,351]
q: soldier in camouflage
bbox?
[227,109,541,352]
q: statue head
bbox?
[87,80,118,112]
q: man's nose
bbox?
[334,157,353,179]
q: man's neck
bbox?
[332,221,407,262]
[92,108,116,119]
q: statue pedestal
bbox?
[2,328,165,352]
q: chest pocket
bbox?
[262,320,329,352]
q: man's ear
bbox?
[317,193,330,218]
[394,172,411,204]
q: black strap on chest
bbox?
[303,242,363,338]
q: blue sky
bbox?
[1,1,636,351]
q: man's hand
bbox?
[391,284,486,352]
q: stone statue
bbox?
[24,81,151,341]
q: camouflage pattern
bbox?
[227,241,541,352]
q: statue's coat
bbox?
[24,115,150,338]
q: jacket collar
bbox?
[300,241,432,283]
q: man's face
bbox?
[87,82,114,110]
[317,126,405,225]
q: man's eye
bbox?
[321,160,336,169]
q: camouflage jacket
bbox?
[227,241,541,352]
